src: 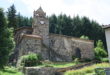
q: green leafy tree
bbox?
[7,4,17,29]
[0,8,15,69]
[94,40,107,60]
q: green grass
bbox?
[0,67,23,75]
[38,61,79,68]
[45,62,77,68]
[64,63,110,75]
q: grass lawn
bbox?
[1,62,109,75]
[0,67,23,75]
[38,61,79,68]
[64,63,110,75]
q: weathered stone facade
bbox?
[14,27,33,45]
[14,7,94,62]
[49,34,94,61]
[18,34,42,57]
[32,7,49,47]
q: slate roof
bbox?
[102,24,110,29]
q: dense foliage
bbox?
[49,15,106,48]
[0,8,15,69]
[16,13,32,27]
[20,53,42,67]
[94,40,107,60]
[7,4,17,29]
[7,4,32,29]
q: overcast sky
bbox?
[0,0,110,25]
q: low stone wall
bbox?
[24,67,59,75]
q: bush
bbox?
[21,53,42,67]
[101,58,109,62]
[80,35,89,40]
[94,40,107,61]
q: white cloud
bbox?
[18,0,110,24]
[7,0,15,3]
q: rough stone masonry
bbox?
[14,7,94,62]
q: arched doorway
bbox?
[75,48,81,58]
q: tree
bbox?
[0,8,15,69]
[81,17,92,37]
[16,13,32,27]
[7,4,17,29]
[16,13,22,27]
[49,14,57,33]
[94,40,107,60]
[62,15,72,36]
[71,15,82,37]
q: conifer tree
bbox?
[7,4,17,29]
[0,8,15,69]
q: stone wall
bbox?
[24,67,58,75]
[18,34,42,58]
[16,34,49,60]
[10,27,33,63]
[14,27,33,45]
[49,34,94,61]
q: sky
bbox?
[0,0,110,25]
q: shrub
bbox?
[21,53,42,67]
[80,35,89,40]
[101,58,109,62]
[94,40,107,61]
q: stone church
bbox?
[14,7,94,62]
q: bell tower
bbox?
[32,7,49,47]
